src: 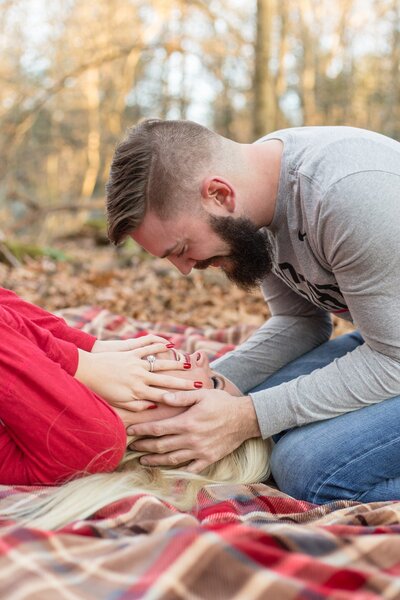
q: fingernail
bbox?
[127,427,135,435]
[183,363,191,369]
[140,458,149,465]
[166,343,175,348]
[194,381,203,388]
[147,404,158,409]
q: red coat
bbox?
[0,289,125,485]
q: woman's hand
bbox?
[91,335,173,354]
[75,339,199,412]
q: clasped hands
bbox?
[75,335,196,411]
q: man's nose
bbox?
[168,257,195,275]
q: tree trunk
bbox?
[81,68,101,199]
[253,0,277,138]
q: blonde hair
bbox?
[2,437,271,530]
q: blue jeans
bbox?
[250,331,400,504]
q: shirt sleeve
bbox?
[248,170,400,439]
[212,271,332,392]
[0,288,96,351]
[0,304,81,375]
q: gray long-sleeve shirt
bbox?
[212,126,400,439]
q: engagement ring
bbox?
[146,355,157,372]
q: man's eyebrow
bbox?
[161,243,179,259]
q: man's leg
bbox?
[249,331,400,504]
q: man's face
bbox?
[132,210,273,290]
[196,214,273,290]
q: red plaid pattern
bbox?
[0,307,399,599]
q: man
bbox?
[106,119,400,503]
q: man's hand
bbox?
[126,390,261,473]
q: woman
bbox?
[0,287,209,485]
[0,288,271,527]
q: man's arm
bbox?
[212,271,332,393]
[251,171,400,439]
[127,272,333,469]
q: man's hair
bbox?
[106,119,220,245]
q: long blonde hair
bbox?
[2,437,271,530]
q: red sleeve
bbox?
[0,308,125,485]
[0,287,96,351]
[0,303,80,375]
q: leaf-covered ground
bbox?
[0,239,353,336]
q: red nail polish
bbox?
[184,363,191,369]
[166,343,175,348]
[194,381,203,388]
[147,404,158,409]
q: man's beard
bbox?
[194,215,273,291]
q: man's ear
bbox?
[200,177,236,215]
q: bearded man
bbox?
[106,119,400,504]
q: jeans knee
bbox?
[271,432,366,505]
[270,429,351,504]
[270,436,317,503]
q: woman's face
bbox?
[160,348,225,390]
[117,349,224,429]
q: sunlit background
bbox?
[1,0,399,240]
[0,0,398,333]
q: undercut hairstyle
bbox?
[106,119,221,245]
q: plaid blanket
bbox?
[1,307,399,600]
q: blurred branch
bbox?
[0,230,21,267]
[5,45,143,124]
[7,192,105,234]
[1,43,157,176]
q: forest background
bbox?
[1,0,399,334]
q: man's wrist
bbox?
[239,395,261,439]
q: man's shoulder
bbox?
[256,125,397,145]
[263,126,399,192]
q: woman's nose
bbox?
[190,350,208,366]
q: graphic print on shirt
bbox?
[274,262,349,312]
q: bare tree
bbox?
[253,0,277,137]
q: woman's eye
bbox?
[211,375,225,390]
[211,376,220,389]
